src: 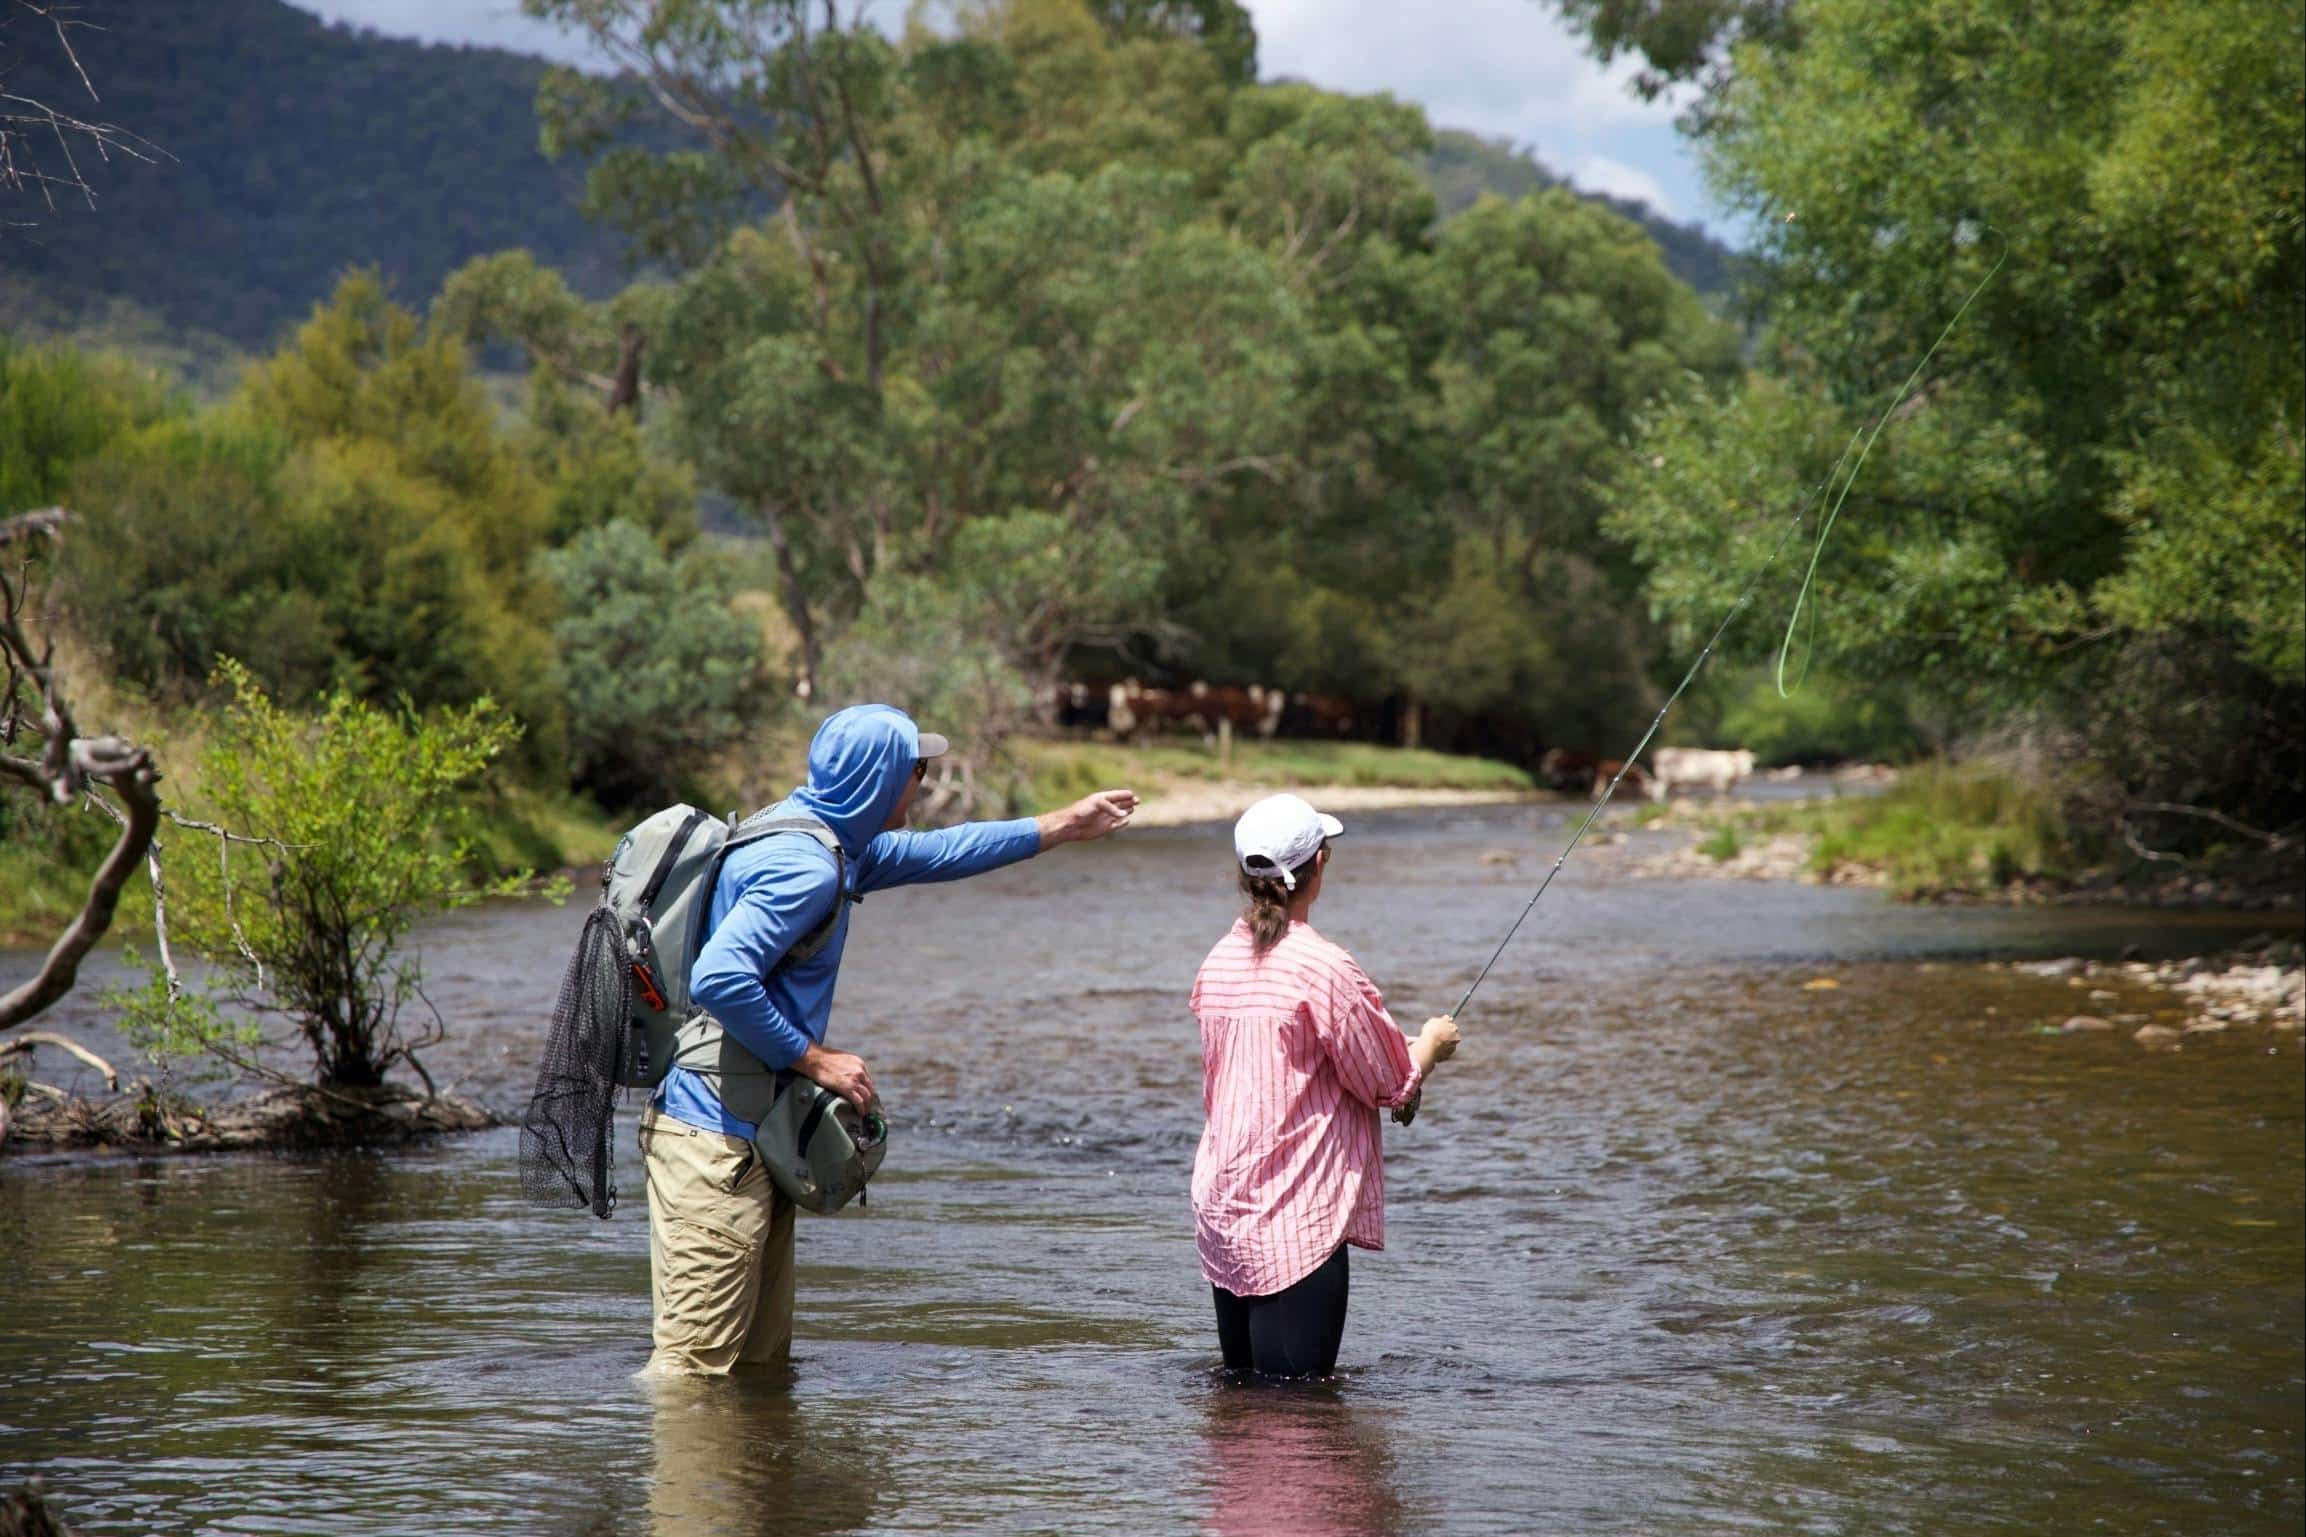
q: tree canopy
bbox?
[1584,0,2303,821]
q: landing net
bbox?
[519,906,628,1218]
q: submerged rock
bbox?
[2133,1024,2183,1047]
[2016,958,2084,978]
[2060,1015,2115,1033]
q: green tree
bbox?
[59,277,567,750]
[1602,0,2303,825]
[527,0,1743,777]
[432,250,699,548]
[536,519,768,808]
[0,339,173,513]
[1548,0,1795,103]
[57,415,338,700]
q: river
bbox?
[3,804,2300,1534]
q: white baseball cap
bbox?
[1233,793,1344,890]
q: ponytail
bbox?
[1238,841,1325,957]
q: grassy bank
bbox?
[1014,736,1534,813]
[1636,763,2088,900]
[1760,765,2080,896]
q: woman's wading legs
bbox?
[1212,1246,1351,1379]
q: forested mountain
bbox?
[1424,129,1740,299]
[0,0,628,346]
[0,0,1737,352]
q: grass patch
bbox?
[0,819,156,949]
[1696,824,1744,862]
[1749,762,2081,897]
[467,782,624,879]
[1012,737,1532,813]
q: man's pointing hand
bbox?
[1037,789,1139,848]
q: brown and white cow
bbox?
[1649,746,1756,798]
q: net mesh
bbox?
[520,905,629,1217]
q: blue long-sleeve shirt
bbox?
[651,705,1043,1139]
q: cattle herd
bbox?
[1049,681,1358,742]
[1044,679,1763,802]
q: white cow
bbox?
[1649,746,1756,798]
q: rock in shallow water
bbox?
[2133,1023,2183,1047]
[2060,1015,2115,1033]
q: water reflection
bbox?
[645,1375,883,1537]
[1199,1381,1407,1537]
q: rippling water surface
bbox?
[4,806,2300,1534]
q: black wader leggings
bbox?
[1212,1245,1350,1378]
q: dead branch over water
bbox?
[0,508,163,1034]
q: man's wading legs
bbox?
[640,1107,796,1375]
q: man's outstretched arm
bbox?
[855,790,1139,893]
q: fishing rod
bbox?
[1449,246,2008,1024]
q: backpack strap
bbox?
[718,811,855,974]
[637,808,710,915]
[664,810,858,1095]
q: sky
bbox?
[288,0,1723,234]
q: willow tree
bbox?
[1598,0,2304,834]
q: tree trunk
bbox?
[761,501,820,697]
[607,322,645,418]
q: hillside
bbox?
[1424,129,1740,299]
[0,0,628,347]
[0,0,1740,350]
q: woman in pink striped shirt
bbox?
[1190,793,1459,1378]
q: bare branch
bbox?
[0,735,161,1030]
[2125,802,2300,852]
[0,1028,117,1089]
[2118,818,2183,865]
[159,807,300,852]
[0,508,68,547]
[1,1,169,220]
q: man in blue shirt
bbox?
[639,702,1137,1375]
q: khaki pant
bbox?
[639,1105,795,1376]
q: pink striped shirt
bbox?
[1189,917,1423,1298]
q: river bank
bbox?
[1987,939,2306,1043]
[1016,735,1534,822]
[1127,779,1532,827]
[0,1078,495,1155]
[1603,767,2303,912]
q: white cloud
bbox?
[1245,1,1715,229]
[1247,0,1678,132]
[293,0,604,64]
[1571,155,1672,215]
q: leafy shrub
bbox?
[125,661,538,1087]
[535,519,768,809]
